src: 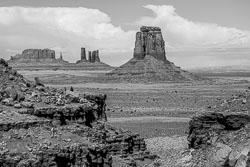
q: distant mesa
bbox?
[107,26,204,82]
[9,48,68,64]
[7,48,113,71]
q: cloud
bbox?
[136,5,250,49]
[0,7,135,64]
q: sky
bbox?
[0,0,250,68]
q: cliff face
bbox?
[134,26,166,62]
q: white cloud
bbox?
[1,5,250,68]
[0,7,135,64]
[136,5,250,49]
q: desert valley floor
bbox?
[16,69,250,166]
[20,70,250,137]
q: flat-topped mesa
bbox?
[23,49,55,59]
[11,49,56,60]
[134,26,166,62]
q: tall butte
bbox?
[108,26,203,82]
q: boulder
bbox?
[21,102,34,108]
[4,86,17,100]
[14,103,22,108]
[229,142,250,167]
[234,154,248,167]
[207,143,231,167]
[34,77,44,86]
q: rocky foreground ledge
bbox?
[0,58,156,167]
[179,91,250,167]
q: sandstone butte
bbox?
[7,48,112,71]
[107,26,204,82]
[0,58,157,166]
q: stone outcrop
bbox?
[178,92,250,167]
[134,26,166,62]
[0,58,155,167]
[107,26,204,82]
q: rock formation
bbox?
[8,48,68,65]
[95,50,100,62]
[0,58,156,166]
[8,48,113,71]
[76,47,87,63]
[134,26,166,62]
[88,51,92,62]
[12,49,56,60]
[75,48,111,70]
[177,91,250,167]
[78,49,101,63]
[59,52,63,59]
[107,26,204,82]
[81,47,87,61]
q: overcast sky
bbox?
[0,0,250,68]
